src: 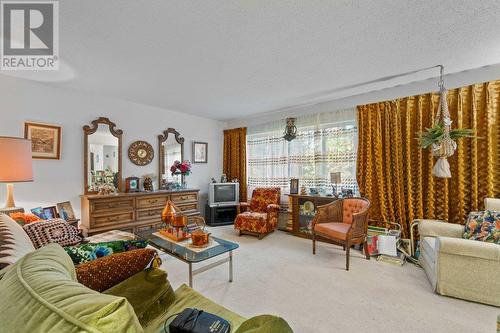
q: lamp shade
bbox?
[0,137,33,183]
[330,172,341,184]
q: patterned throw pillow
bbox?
[0,214,35,269]
[22,219,82,248]
[64,240,149,265]
[463,210,500,244]
[76,248,157,292]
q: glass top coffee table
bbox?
[135,229,239,288]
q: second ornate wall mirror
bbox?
[158,128,184,189]
[83,117,123,194]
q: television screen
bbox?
[214,184,236,202]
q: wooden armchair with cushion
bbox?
[312,198,371,270]
[234,188,281,239]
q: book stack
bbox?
[377,252,406,266]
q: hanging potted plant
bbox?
[417,67,475,178]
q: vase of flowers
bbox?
[170,160,192,189]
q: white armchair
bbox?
[416,198,500,307]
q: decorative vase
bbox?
[161,200,177,225]
[172,173,182,190]
[181,176,187,189]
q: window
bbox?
[247,108,358,204]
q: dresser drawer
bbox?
[91,211,134,226]
[136,207,163,221]
[171,192,198,204]
[91,198,135,213]
[136,222,163,233]
[177,203,198,213]
[136,195,168,209]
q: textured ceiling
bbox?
[6,1,500,120]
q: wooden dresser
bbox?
[80,189,200,236]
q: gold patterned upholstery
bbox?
[223,128,247,201]
[234,188,281,239]
[357,80,500,238]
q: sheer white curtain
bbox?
[247,108,358,205]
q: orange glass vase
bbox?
[161,200,178,225]
[160,200,190,241]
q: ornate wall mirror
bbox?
[158,128,184,189]
[83,117,123,194]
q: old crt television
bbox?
[208,183,239,207]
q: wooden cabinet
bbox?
[288,194,338,239]
[81,189,200,236]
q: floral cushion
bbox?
[235,188,281,235]
[249,188,281,213]
[463,210,500,244]
[64,240,149,265]
[234,211,279,234]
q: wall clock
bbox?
[128,140,154,166]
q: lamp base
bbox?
[5,183,15,208]
[332,185,339,198]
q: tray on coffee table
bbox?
[135,229,239,287]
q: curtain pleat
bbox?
[223,127,247,201]
[357,80,500,237]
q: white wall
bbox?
[0,75,226,216]
[227,63,500,128]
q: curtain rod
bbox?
[304,65,444,99]
[255,65,445,117]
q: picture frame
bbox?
[31,207,46,219]
[290,178,299,194]
[125,176,140,192]
[24,122,62,160]
[42,206,58,219]
[56,201,76,221]
[192,141,208,163]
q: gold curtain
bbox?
[223,127,247,201]
[357,80,500,237]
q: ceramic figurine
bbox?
[143,177,153,192]
[300,185,307,195]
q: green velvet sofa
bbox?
[0,243,292,333]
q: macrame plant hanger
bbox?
[275,64,463,178]
[431,65,456,178]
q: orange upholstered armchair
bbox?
[312,198,371,270]
[234,187,281,239]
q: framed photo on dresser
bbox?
[290,178,299,194]
[57,201,76,221]
[43,206,58,219]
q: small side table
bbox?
[0,207,25,215]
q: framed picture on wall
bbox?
[192,141,208,163]
[24,122,62,159]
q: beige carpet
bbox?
[159,226,498,333]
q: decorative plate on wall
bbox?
[128,140,154,166]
